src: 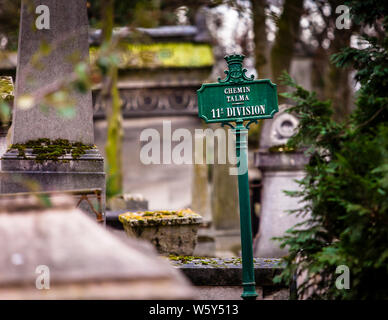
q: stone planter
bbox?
[119,209,202,256]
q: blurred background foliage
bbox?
[1,0,374,124]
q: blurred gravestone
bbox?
[12,0,94,144]
[0,0,105,217]
[254,104,309,257]
[0,194,193,299]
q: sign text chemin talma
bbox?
[197,55,278,124]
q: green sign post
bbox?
[197,54,278,300]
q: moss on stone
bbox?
[0,77,14,100]
[119,208,202,227]
[9,138,95,162]
[168,255,284,269]
[168,255,214,265]
[268,144,296,153]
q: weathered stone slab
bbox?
[169,257,290,300]
[0,194,194,299]
[0,148,105,218]
[107,193,149,211]
[2,148,103,172]
[12,0,94,144]
[169,257,284,286]
[0,189,104,222]
[195,286,264,300]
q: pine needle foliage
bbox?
[273,0,388,299]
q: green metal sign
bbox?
[197,55,278,124]
[196,54,279,300]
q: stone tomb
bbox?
[254,104,309,257]
[0,0,105,217]
[0,194,193,299]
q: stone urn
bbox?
[119,209,202,256]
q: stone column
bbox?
[254,105,309,257]
[210,125,241,257]
[0,0,105,218]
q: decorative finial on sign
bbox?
[224,54,245,65]
[218,54,255,84]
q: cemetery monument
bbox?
[0,0,105,217]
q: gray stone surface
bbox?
[120,212,202,256]
[210,125,240,232]
[263,288,290,300]
[191,162,211,221]
[169,257,289,300]
[214,229,242,258]
[193,286,289,300]
[193,223,216,257]
[107,193,149,211]
[1,1,105,215]
[0,190,104,223]
[254,168,307,257]
[0,171,105,194]
[0,150,105,219]
[193,235,216,257]
[128,224,200,256]
[254,105,309,257]
[254,151,309,172]
[195,286,263,300]
[0,194,194,299]
[170,257,284,286]
[12,0,94,144]
[94,117,199,210]
[2,149,103,172]
[0,126,10,171]
[259,104,299,151]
